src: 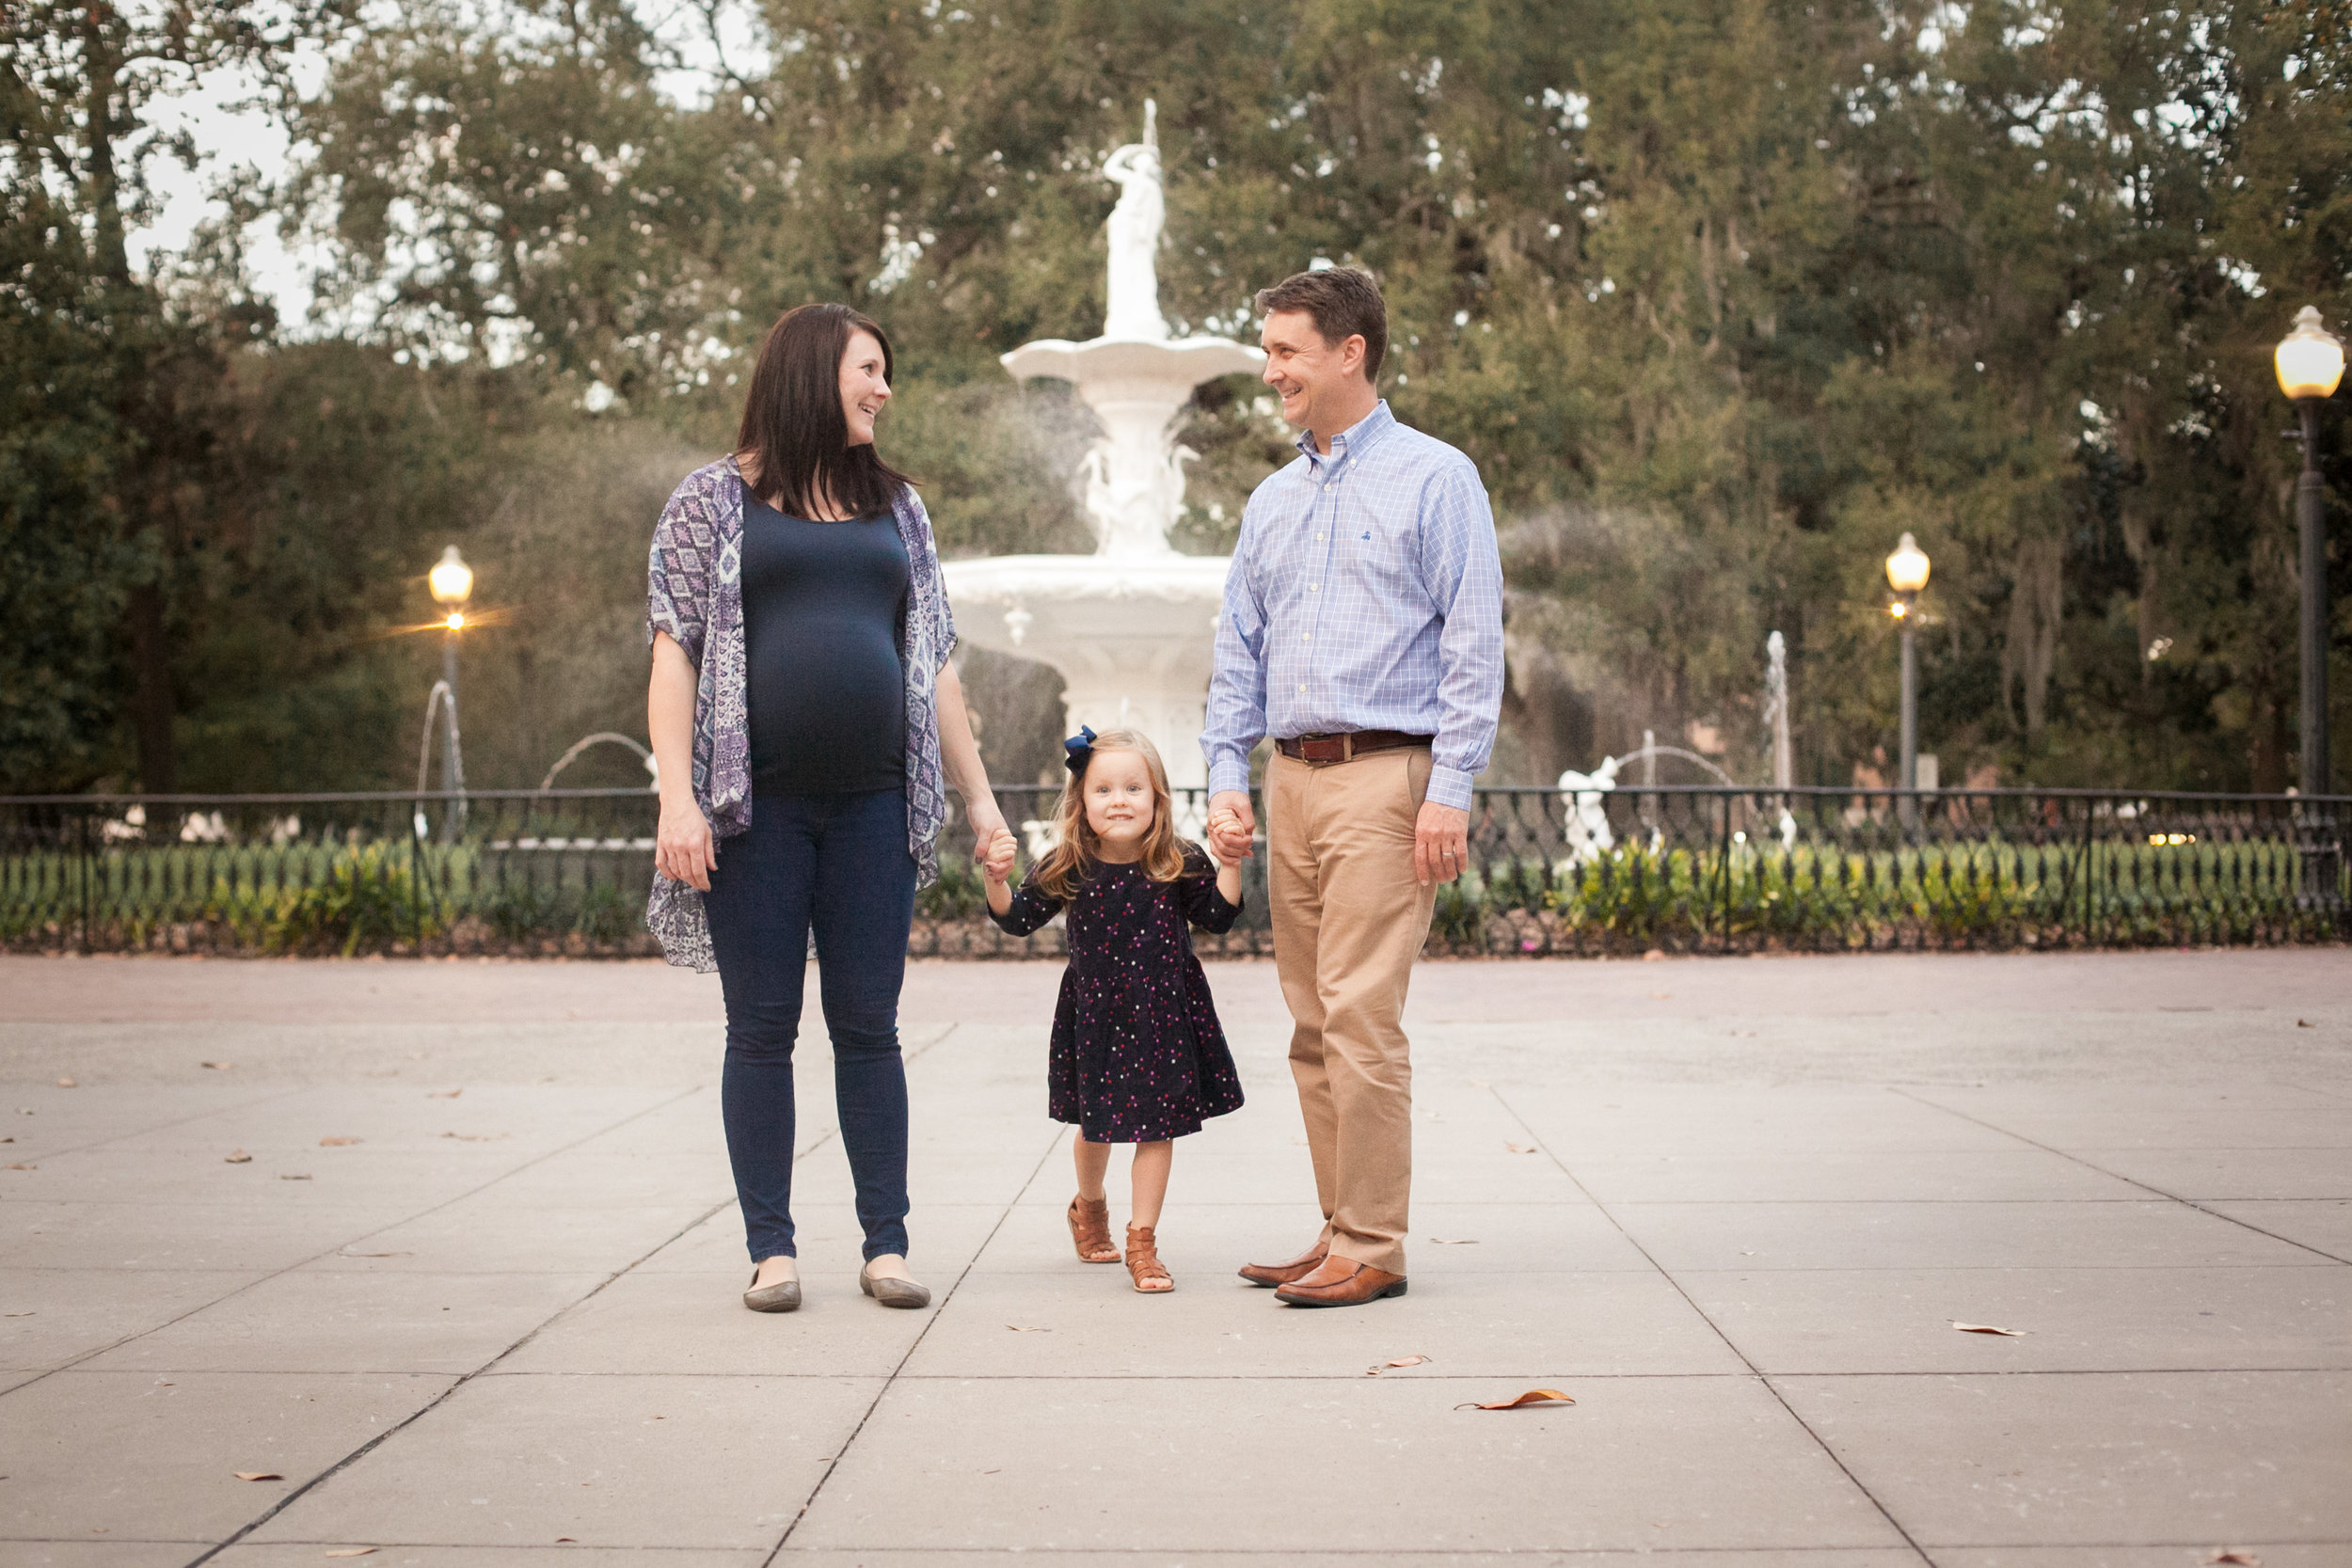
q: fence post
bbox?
[1717,790,1733,952]
[407,799,422,946]
[78,806,93,955]
[2078,798,2095,946]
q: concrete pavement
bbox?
[1,948,2347,1567]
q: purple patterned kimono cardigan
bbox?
[644,457,959,972]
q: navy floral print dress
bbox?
[990,844,1246,1144]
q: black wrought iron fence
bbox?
[0,791,661,958]
[2,784,2344,958]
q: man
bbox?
[1203,265,1504,1308]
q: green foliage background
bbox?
[6,0,2348,796]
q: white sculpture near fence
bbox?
[1556,756,1621,864]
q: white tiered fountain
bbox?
[943,103,1263,794]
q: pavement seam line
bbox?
[4,1078,310,1165]
[762,1117,1069,1564]
[1886,1086,2352,1265]
[171,1081,721,1568]
[0,1082,727,1402]
[1486,1082,1935,1566]
[172,1016,961,1564]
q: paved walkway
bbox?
[2,949,2347,1567]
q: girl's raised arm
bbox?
[1179,844,1245,934]
[989,869,1065,939]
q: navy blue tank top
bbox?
[739,478,910,795]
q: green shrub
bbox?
[260,845,422,956]
[572,880,638,945]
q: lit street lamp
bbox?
[2276,305,2345,909]
[426,545,473,828]
[1884,531,1931,815]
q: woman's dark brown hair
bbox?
[735,302,915,519]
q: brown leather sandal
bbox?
[1068,1196,1120,1263]
[1124,1223,1173,1293]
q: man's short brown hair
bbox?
[1255,265,1387,382]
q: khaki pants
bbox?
[1266,747,1437,1275]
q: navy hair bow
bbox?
[1063,725,1098,777]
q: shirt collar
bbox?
[1296,399,1396,476]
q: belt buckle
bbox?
[1297,732,1351,765]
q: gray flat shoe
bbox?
[859,1261,930,1309]
[743,1267,802,1313]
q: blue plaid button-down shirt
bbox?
[1204,401,1504,811]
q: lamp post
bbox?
[1884,531,1931,824]
[427,545,473,819]
[2276,305,2345,911]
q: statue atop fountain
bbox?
[1100,104,1168,341]
[942,103,1265,792]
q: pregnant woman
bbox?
[644,302,1011,1314]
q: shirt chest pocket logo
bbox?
[1347,523,1408,581]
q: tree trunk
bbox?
[87,5,177,793]
[126,582,175,793]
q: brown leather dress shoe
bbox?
[1273,1256,1407,1307]
[1237,1242,1328,1289]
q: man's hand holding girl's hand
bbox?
[980,825,1019,886]
[1206,825,1246,869]
[1206,790,1255,864]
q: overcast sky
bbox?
[132,2,769,332]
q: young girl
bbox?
[981,727,1246,1292]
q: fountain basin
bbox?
[944,553,1228,790]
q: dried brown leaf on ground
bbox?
[440,1132,509,1141]
[1950,1322,2027,1336]
[324,1551,377,1559]
[232,1471,284,1481]
[279,1174,311,1180]
[319,1136,361,1148]
[4,1164,35,1171]
[428,1089,463,1099]
[4,1311,35,1318]
[1004,1324,1051,1332]
[1504,1142,1536,1154]
[2208,1551,2262,1565]
[56,1078,75,1088]
[225,1150,252,1164]
[1427,1238,1479,1245]
[201,1061,232,1069]
[1365,1354,1429,1375]
[1456,1388,1574,1410]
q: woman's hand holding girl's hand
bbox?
[981,825,1018,886]
[980,826,1018,917]
[655,794,718,891]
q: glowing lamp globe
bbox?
[2276,307,2345,402]
[1884,532,1931,595]
[428,546,474,608]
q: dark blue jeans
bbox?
[702,787,916,1263]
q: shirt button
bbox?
[1296,683,1307,692]
[1310,583,1320,592]
[1315,531,1324,541]
[1301,631,1311,641]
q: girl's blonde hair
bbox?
[1034,728,1188,900]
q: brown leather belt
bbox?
[1277,730,1434,765]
